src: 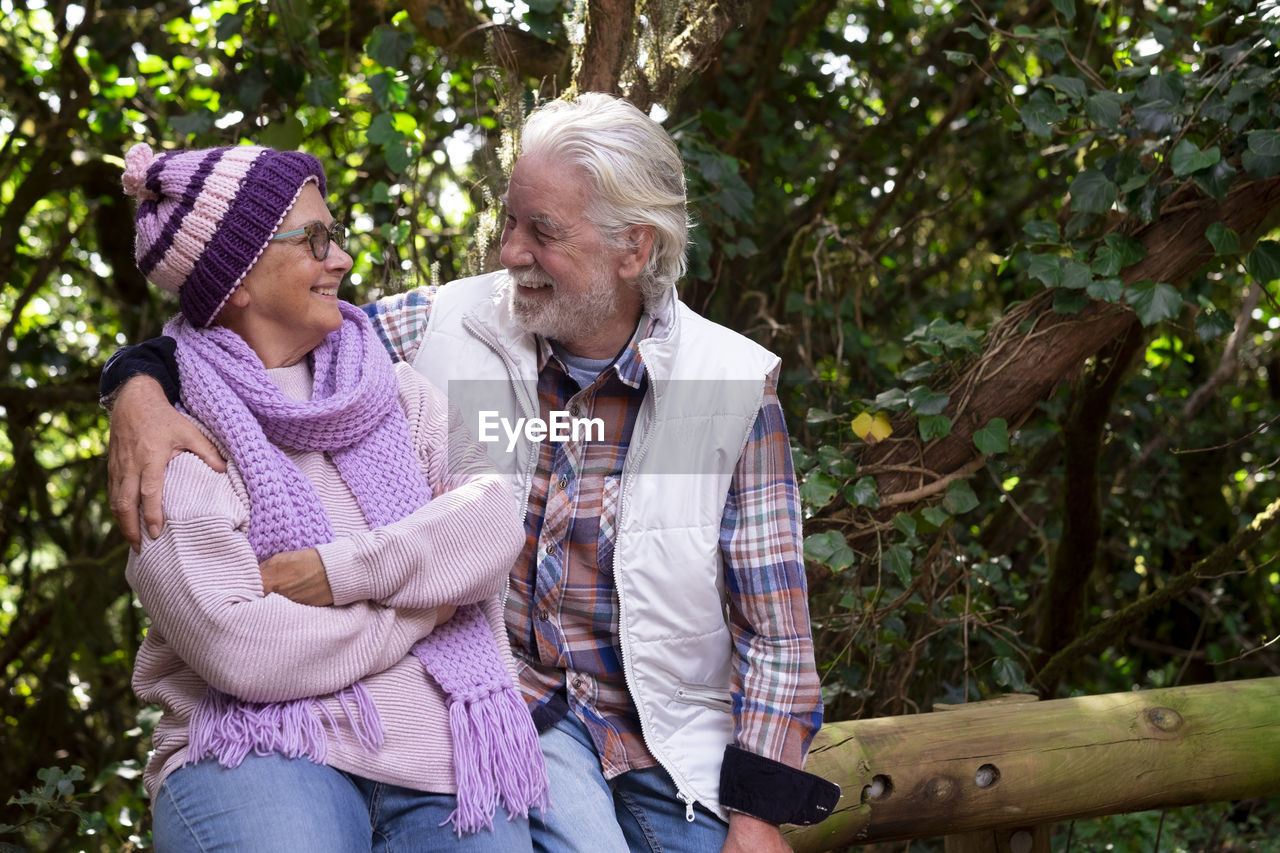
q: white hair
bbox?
[518,93,690,306]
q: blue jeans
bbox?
[531,714,728,853]
[152,754,533,852]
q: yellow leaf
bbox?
[852,411,893,443]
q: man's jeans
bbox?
[152,754,533,852]
[531,713,729,853]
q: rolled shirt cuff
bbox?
[718,743,840,826]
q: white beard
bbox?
[508,264,620,345]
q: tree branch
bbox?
[1036,495,1280,690]
[853,174,1280,522]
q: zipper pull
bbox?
[677,790,695,823]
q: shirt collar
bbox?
[536,310,660,390]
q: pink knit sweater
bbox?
[126,361,525,799]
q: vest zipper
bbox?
[677,789,696,822]
[613,348,704,817]
[461,315,540,528]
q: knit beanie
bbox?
[121,143,327,327]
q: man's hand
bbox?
[108,376,225,550]
[722,812,792,853]
[260,548,334,606]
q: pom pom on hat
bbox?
[123,143,327,326]
[122,143,157,200]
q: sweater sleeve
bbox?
[126,451,442,705]
[315,364,524,609]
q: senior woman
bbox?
[119,142,547,851]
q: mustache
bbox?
[510,269,554,288]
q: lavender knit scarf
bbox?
[166,301,547,832]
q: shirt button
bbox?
[538,609,550,622]
[544,543,555,556]
[557,476,569,491]
[569,403,581,417]
[572,677,584,690]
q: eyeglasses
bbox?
[269,220,348,261]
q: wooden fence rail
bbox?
[784,677,1280,851]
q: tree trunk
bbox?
[1034,324,1145,680]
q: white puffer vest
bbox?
[411,272,780,819]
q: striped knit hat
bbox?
[122,143,327,327]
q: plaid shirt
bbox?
[364,285,822,777]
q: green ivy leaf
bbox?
[1242,148,1280,179]
[367,112,401,146]
[305,76,336,107]
[1044,74,1087,101]
[1092,233,1147,276]
[1061,259,1093,289]
[893,512,918,538]
[846,476,880,508]
[1051,0,1077,20]
[385,142,413,174]
[919,414,952,441]
[1170,140,1221,176]
[907,386,950,416]
[873,388,909,411]
[1133,103,1179,135]
[945,50,974,65]
[1193,158,1235,202]
[368,25,415,68]
[1127,280,1182,326]
[992,657,1030,690]
[1246,240,1280,283]
[803,531,855,572]
[1023,219,1060,243]
[1028,253,1063,287]
[1070,169,1118,214]
[800,472,841,509]
[214,10,246,40]
[883,544,914,587]
[1087,276,1124,302]
[1247,129,1280,157]
[973,418,1010,454]
[1195,308,1235,341]
[817,445,856,477]
[1137,72,1184,106]
[1085,92,1124,129]
[944,480,980,515]
[921,505,951,527]
[1205,222,1241,256]
[1019,91,1068,139]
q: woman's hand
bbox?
[260,548,334,606]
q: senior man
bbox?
[102,93,838,852]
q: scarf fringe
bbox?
[414,607,550,836]
[440,684,551,836]
[186,683,385,769]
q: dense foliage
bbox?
[2,0,1278,849]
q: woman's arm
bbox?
[127,452,442,704]
[306,364,524,610]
